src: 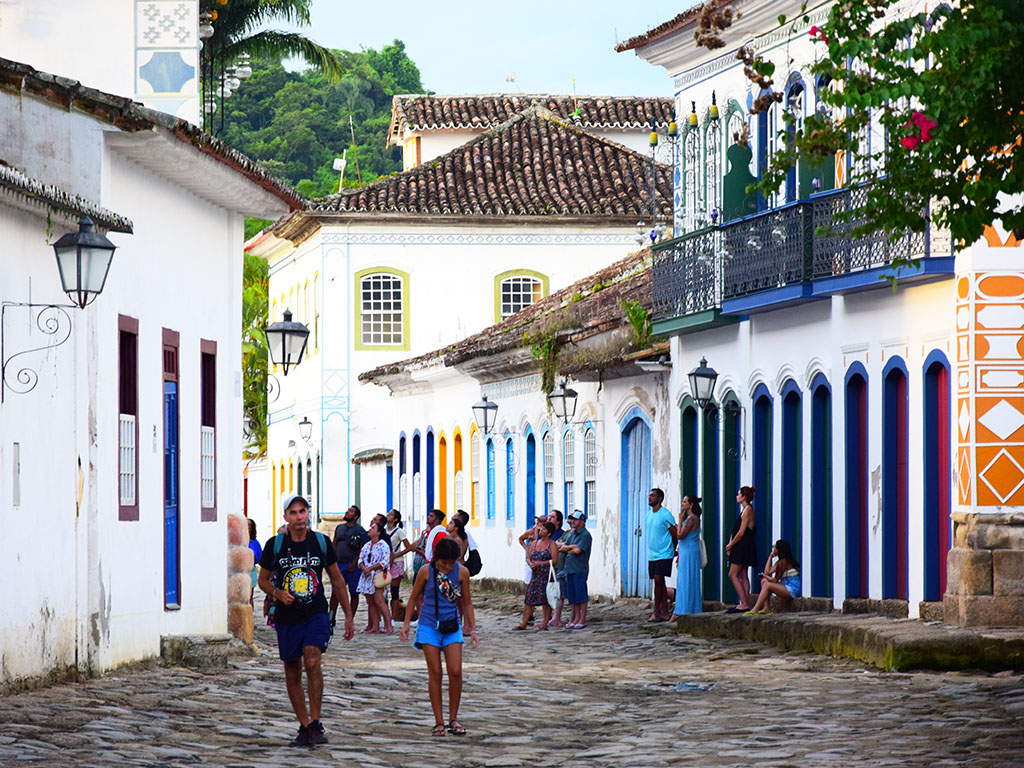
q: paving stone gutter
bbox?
[669,611,1024,672]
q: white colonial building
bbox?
[250,100,673,537]
[0,57,300,685]
[618,0,1024,625]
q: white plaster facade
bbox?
[0,63,293,684]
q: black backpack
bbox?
[465,548,482,577]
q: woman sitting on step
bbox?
[746,540,801,615]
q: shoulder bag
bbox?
[432,564,461,634]
[545,546,560,609]
[373,543,393,589]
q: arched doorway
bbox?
[882,359,909,601]
[845,365,869,598]
[620,408,652,597]
[810,374,833,597]
[923,353,951,601]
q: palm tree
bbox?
[201,0,343,125]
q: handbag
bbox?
[374,566,392,589]
[699,534,708,569]
[545,553,560,609]
[466,548,483,577]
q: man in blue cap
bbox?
[557,509,592,630]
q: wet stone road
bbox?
[1,591,1022,768]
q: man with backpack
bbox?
[258,494,354,747]
[454,509,482,577]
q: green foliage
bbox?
[620,299,652,349]
[716,0,1024,246]
[242,249,269,459]
[220,41,425,197]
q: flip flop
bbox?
[431,724,446,737]
[512,625,527,631]
[448,719,467,736]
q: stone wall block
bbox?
[993,550,1024,596]
[954,522,968,548]
[228,513,246,547]
[968,523,1024,550]
[959,595,1024,628]
[946,548,992,595]
[227,573,252,604]
[227,604,254,643]
[229,546,254,573]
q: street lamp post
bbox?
[52,216,118,309]
[547,379,578,424]
[265,310,309,375]
[688,357,719,409]
[298,416,313,443]
[472,394,498,435]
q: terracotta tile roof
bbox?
[0,161,133,233]
[389,94,674,142]
[359,247,652,383]
[615,2,720,52]
[314,108,672,221]
[0,57,305,210]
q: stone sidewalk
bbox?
[1,591,1022,767]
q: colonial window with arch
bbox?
[682,106,702,232]
[813,74,837,193]
[722,100,756,222]
[494,269,549,322]
[454,428,465,513]
[584,426,597,520]
[354,267,410,351]
[470,425,480,522]
[703,99,723,223]
[542,428,554,514]
[313,273,320,352]
[303,280,311,355]
[505,430,515,523]
[486,436,496,522]
[785,77,805,203]
[562,428,575,512]
[756,93,779,210]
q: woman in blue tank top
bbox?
[400,537,479,736]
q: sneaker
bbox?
[289,725,311,747]
[308,720,328,745]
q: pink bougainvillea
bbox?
[902,111,937,150]
[809,25,829,43]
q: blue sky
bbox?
[288,1,697,97]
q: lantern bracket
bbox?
[1,302,75,402]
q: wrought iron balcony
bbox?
[722,201,814,299]
[651,226,721,324]
[811,185,929,279]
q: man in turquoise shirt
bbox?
[645,488,676,622]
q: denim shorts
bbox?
[781,576,801,598]
[556,570,568,600]
[276,612,330,662]
[565,572,589,605]
[414,622,463,650]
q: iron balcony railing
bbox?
[651,226,721,323]
[722,200,814,298]
[811,185,928,278]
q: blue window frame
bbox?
[486,438,496,523]
[505,432,515,524]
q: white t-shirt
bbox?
[387,525,406,554]
[425,524,448,562]
[466,531,478,552]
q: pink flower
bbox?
[902,111,937,150]
[809,25,819,35]
[809,25,829,43]
[901,135,920,150]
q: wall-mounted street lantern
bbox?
[3,216,124,400]
[472,394,498,435]
[547,379,578,424]
[52,216,118,309]
[688,357,719,409]
[298,416,313,443]
[265,309,309,376]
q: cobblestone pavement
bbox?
[1,591,1022,768]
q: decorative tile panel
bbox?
[137,2,196,48]
[134,1,198,125]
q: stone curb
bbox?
[671,612,1024,672]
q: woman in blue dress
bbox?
[671,494,703,618]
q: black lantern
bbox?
[472,394,498,435]
[547,379,578,423]
[298,416,312,443]
[688,357,719,409]
[265,310,309,375]
[52,216,117,309]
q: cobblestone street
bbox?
[1,591,1022,768]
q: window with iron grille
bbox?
[200,344,216,517]
[584,428,597,520]
[359,272,404,346]
[118,320,138,518]
[563,429,575,512]
[499,275,543,320]
[542,431,554,514]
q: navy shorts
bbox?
[556,570,568,600]
[565,572,589,605]
[340,561,361,594]
[276,612,330,662]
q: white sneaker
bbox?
[408,619,418,628]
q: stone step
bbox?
[160,634,231,669]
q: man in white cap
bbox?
[258,493,353,747]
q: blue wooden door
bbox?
[486,439,496,521]
[525,434,536,528]
[621,417,652,597]
[505,437,514,523]
[164,381,180,607]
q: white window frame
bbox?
[359,272,405,346]
[563,429,575,512]
[200,426,215,508]
[499,275,544,320]
[119,414,136,506]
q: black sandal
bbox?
[448,719,467,736]
[431,723,446,737]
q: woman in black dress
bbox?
[725,486,758,611]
